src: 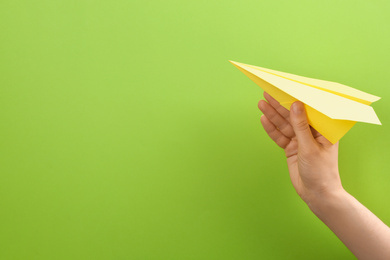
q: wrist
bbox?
[304,186,348,217]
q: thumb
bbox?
[290,101,316,147]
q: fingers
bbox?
[260,115,291,149]
[258,99,295,139]
[259,93,321,150]
[263,92,290,121]
[290,101,317,148]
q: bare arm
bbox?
[258,92,390,259]
[310,188,390,259]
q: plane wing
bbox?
[230,60,381,143]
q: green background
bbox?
[1,0,389,259]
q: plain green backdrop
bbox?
[1,0,390,259]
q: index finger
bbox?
[263,92,290,121]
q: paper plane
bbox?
[230,60,381,143]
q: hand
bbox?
[258,92,343,204]
[259,92,390,259]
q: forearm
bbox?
[307,188,390,260]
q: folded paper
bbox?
[230,60,381,143]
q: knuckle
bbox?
[279,121,288,130]
[279,121,293,135]
[295,119,309,131]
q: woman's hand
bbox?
[258,92,343,204]
[258,92,390,259]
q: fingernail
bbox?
[292,102,303,114]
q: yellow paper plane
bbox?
[230,60,381,144]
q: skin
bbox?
[258,92,390,260]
